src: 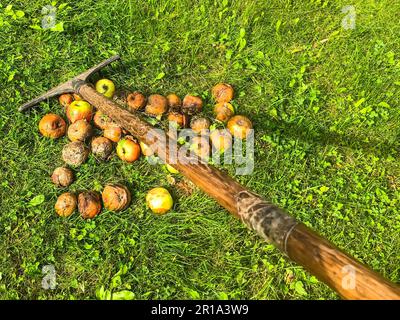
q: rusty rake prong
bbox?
[18,55,121,112]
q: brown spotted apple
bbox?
[127,91,146,111]
[78,191,102,219]
[212,83,234,103]
[55,192,77,217]
[102,184,131,212]
[58,93,74,108]
[39,113,67,139]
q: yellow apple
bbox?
[146,187,173,214]
[95,79,116,98]
[165,163,179,174]
[66,100,93,123]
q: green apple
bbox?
[95,79,116,98]
[66,100,93,123]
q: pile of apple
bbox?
[38,79,253,219]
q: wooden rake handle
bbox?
[77,82,400,300]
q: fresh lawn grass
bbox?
[0,0,399,300]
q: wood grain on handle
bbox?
[77,83,400,300]
[287,224,400,299]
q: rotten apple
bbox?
[113,89,128,105]
[58,93,74,108]
[213,102,234,123]
[66,100,94,123]
[102,184,131,212]
[62,141,89,166]
[39,113,67,139]
[67,119,93,142]
[146,187,173,215]
[91,136,113,160]
[210,129,233,153]
[145,94,168,117]
[103,124,122,142]
[78,191,102,219]
[166,93,182,111]
[190,117,210,134]
[227,115,253,139]
[116,136,141,163]
[167,112,188,128]
[127,91,146,111]
[182,95,203,115]
[93,111,112,130]
[212,83,234,103]
[95,79,116,98]
[55,192,77,217]
[51,167,74,187]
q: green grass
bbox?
[1,0,400,300]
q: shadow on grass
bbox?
[259,116,399,158]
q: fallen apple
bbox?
[116,136,141,163]
[127,91,146,111]
[78,191,102,219]
[190,117,210,134]
[139,141,154,157]
[51,167,74,187]
[103,124,122,142]
[146,187,173,214]
[58,93,74,108]
[227,115,253,139]
[93,111,112,130]
[73,93,83,101]
[165,163,179,174]
[66,100,94,123]
[145,94,168,117]
[39,113,67,139]
[167,112,188,128]
[210,129,233,153]
[190,136,210,160]
[102,184,131,212]
[95,78,116,98]
[212,83,234,103]
[91,136,113,160]
[166,93,182,111]
[62,141,89,166]
[214,102,234,123]
[113,89,128,105]
[182,95,203,115]
[67,119,93,142]
[55,192,77,217]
